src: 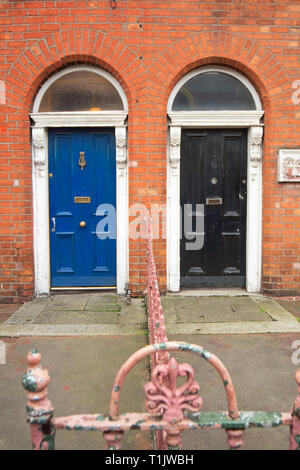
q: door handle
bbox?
[239,189,247,200]
[51,217,56,232]
[79,221,86,227]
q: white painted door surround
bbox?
[167,66,264,293]
[30,65,129,296]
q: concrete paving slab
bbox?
[85,293,121,311]
[5,297,52,324]
[277,299,300,320]
[35,310,119,325]
[253,296,299,322]
[0,304,21,324]
[162,296,271,323]
[0,335,152,450]
[49,294,88,311]
[117,299,147,327]
[168,333,300,450]
[0,295,147,337]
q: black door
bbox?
[180,129,247,287]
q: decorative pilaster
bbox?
[31,126,50,296]
[115,126,127,170]
[115,126,128,294]
[249,125,263,180]
[32,127,47,176]
[247,125,263,293]
[168,126,181,292]
[169,126,181,170]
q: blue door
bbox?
[49,128,116,287]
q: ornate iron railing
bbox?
[21,216,300,450]
[22,344,300,450]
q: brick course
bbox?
[0,0,299,301]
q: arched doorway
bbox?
[31,65,128,295]
[167,66,264,292]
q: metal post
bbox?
[22,348,55,450]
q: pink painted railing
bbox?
[21,216,300,450]
[22,346,300,450]
[146,214,169,368]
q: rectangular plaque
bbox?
[206,197,222,205]
[74,196,91,203]
[278,149,300,182]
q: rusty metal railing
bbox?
[21,216,300,450]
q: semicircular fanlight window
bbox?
[39,70,124,112]
[172,71,256,111]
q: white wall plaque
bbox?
[278,149,300,182]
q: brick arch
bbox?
[150,30,290,119]
[3,28,148,301]
[146,31,292,297]
[5,28,148,113]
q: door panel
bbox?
[180,129,247,287]
[49,128,116,287]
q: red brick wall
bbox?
[0,0,299,302]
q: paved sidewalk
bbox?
[0,304,20,324]
[0,292,299,450]
[170,332,300,450]
[0,332,299,450]
[0,335,151,450]
[277,298,300,321]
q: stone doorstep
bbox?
[161,295,298,323]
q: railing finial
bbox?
[22,349,55,450]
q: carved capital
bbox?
[249,126,263,163]
[32,128,46,171]
[169,126,181,169]
[115,126,127,168]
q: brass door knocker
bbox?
[78,151,86,170]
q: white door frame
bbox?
[30,65,129,296]
[167,66,264,293]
